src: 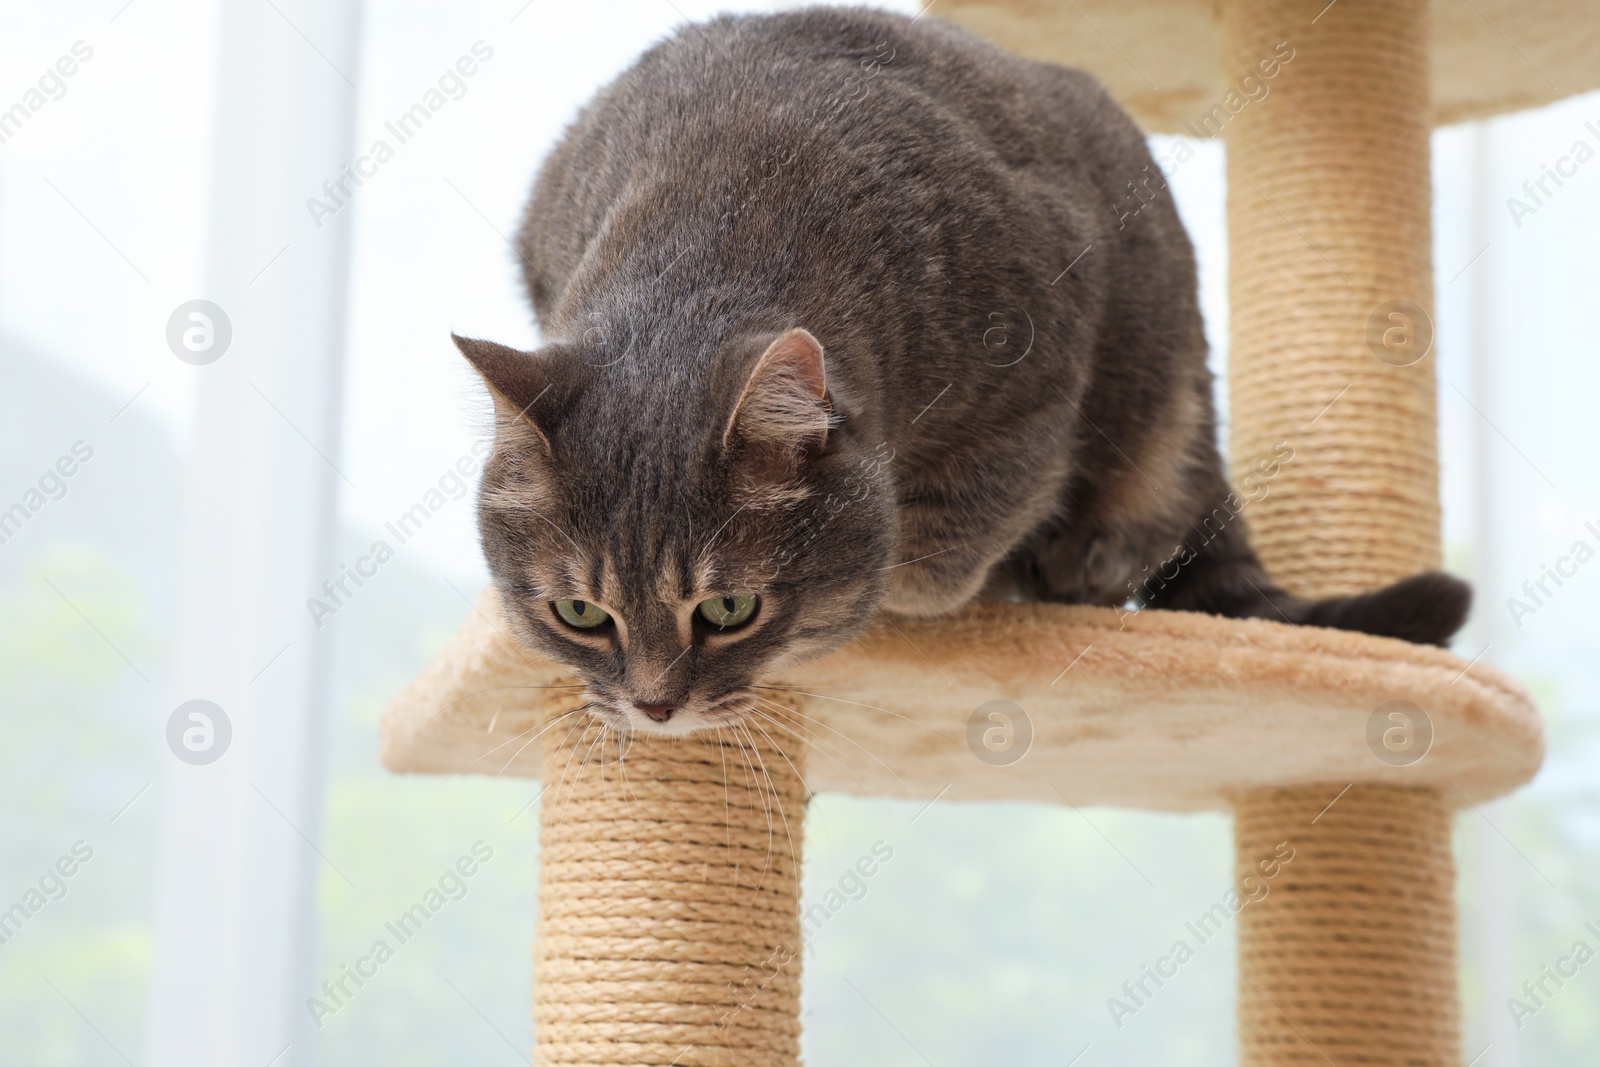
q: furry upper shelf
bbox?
[940,0,1600,133]
[380,588,1540,812]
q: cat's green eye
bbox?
[553,599,611,630]
[698,593,759,630]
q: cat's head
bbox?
[457,326,895,737]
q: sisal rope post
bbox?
[1235,786,1460,1062]
[533,700,808,1066]
[1223,0,1440,595]
[1222,0,1459,1062]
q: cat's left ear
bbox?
[454,333,562,453]
[723,328,832,452]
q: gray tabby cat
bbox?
[455,7,1469,735]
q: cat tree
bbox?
[382,0,1597,1061]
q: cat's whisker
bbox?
[494,704,590,778]
[419,684,583,740]
[701,690,762,731]
[607,731,626,802]
[501,501,584,556]
[880,543,964,570]
[549,722,599,830]
[741,716,810,896]
[753,694,916,797]
[715,726,734,854]
[482,683,587,690]
[560,720,612,830]
[721,725,754,886]
[477,719,542,766]
[475,703,585,766]
[749,697,880,790]
[753,684,954,742]
[588,721,609,784]
[749,723,804,898]
[728,725,775,890]
[593,723,617,801]
[752,694,915,777]
[613,726,639,806]
[538,715,591,806]
[694,500,752,568]
[742,703,844,796]
[733,721,787,894]
[739,718,801,893]
[742,707,813,802]
[754,699,919,802]
[543,715,598,833]
[748,705,866,789]
[731,723,773,848]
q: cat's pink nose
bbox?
[633,702,678,722]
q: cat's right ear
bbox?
[723,328,833,453]
[454,334,559,453]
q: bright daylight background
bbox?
[1,0,1596,1064]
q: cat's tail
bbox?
[1267,571,1472,647]
[1146,518,1472,647]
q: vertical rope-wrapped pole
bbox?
[1225,0,1439,595]
[533,703,807,1066]
[1223,0,1458,1062]
[1235,783,1465,1062]
[1234,786,1460,1063]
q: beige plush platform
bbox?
[941,0,1600,134]
[380,587,1541,812]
